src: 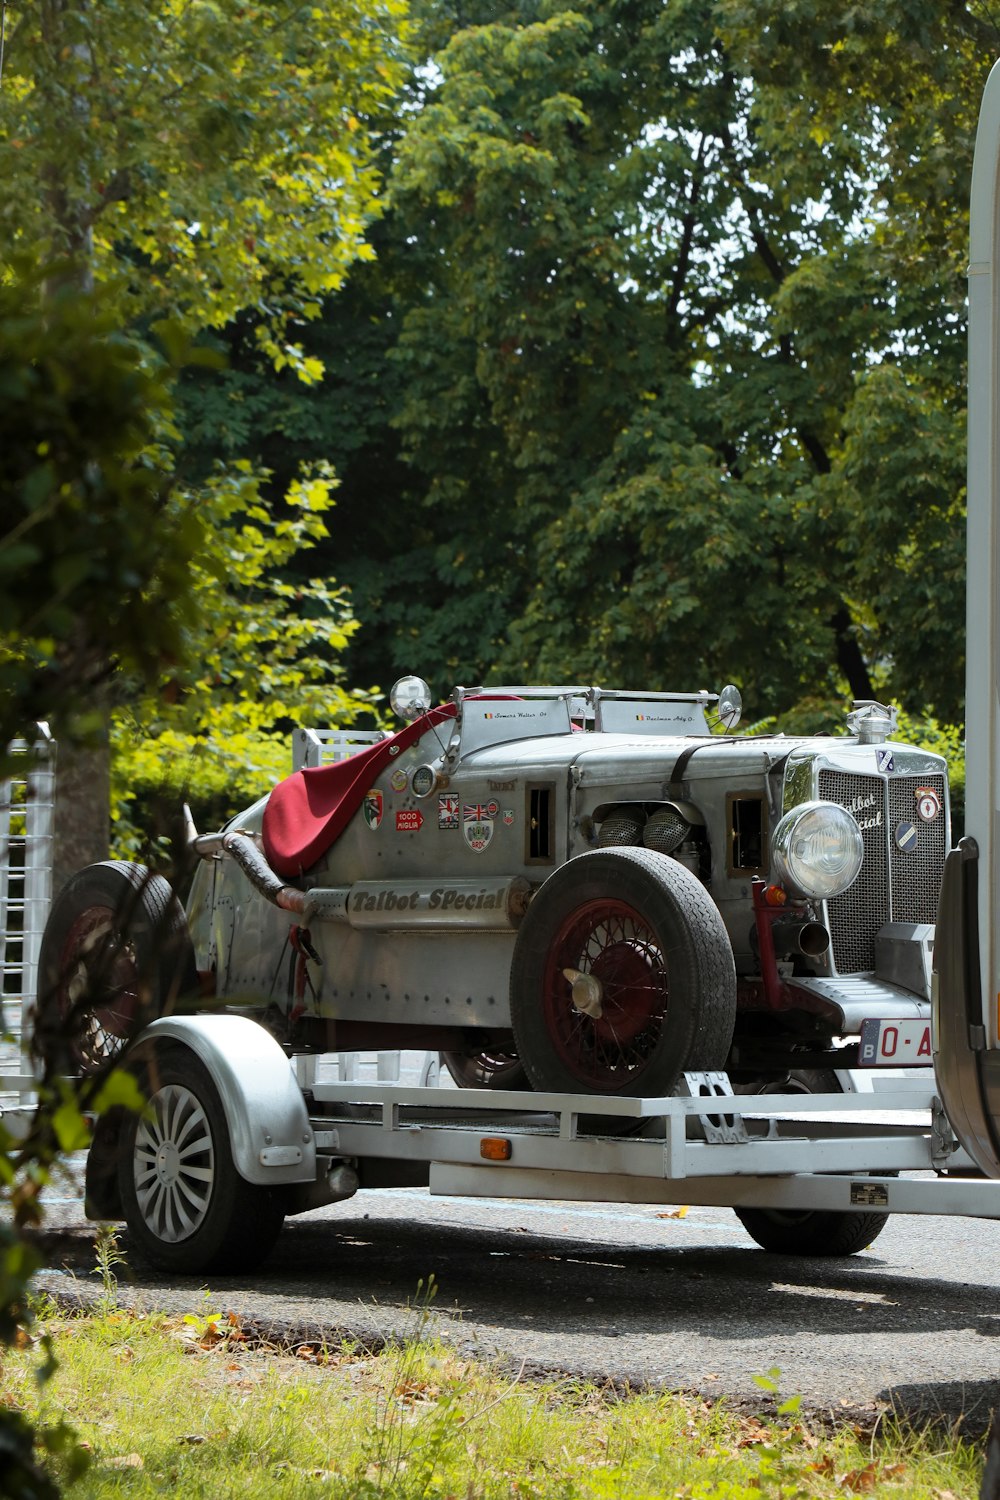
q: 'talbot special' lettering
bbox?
[352,885,506,914]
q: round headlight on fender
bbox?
[770,800,864,901]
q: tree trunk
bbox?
[831,605,876,703]
[41,3,107,899]
[51,740,109,900]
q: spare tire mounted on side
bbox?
[509,847,737,1096]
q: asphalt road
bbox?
[30,1162,1000,1436]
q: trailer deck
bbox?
[294,1071,998,1223]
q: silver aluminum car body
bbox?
[185,685,947,1071]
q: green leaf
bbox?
[51,1101,91,1153]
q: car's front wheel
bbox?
[509,848,736,1096]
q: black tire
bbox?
[734,1069,891,1255]
[441,1048,529,1091]
[509,848,736,1096]
[117,1043,285,1274]
[35,861,198,1074]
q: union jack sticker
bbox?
[438,794,460,830]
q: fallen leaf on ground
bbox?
[841,1463,878,1491]
[107,1454,143,1470]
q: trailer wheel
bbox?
[35,861,197,1074]
[441,1048,528,1091]
[118,1044,285,1274]
[734,1069,890,1256]
[509,848,736,1096]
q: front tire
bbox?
[734,1069,890,1255]
[509,848,736,1096]
[35,861,197,1074]
[118,1044,285,1274]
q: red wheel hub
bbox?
[541,898,668,1086]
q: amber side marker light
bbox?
[480,1137,512,1161]
[764,885,787,906]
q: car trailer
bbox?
[65,1010,998,1274]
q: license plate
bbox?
[859,1017,933,1066]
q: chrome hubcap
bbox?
[133,1084,214,1243]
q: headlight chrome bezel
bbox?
[770,800,864,902]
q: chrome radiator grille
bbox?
[816,770,947,974]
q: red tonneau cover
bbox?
[262,704,458,878]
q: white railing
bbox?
[1,729,55,1040]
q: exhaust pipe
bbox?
[770,920,831,959]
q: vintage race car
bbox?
[38,678,946,1097]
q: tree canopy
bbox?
[4,0,982,816]
[212,0,980,728]
[1,0,408,371]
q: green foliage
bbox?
[0,272,204,760]
[2,0,411,831]
[109,461,380,859]
[239,0,984,722]
[0,0,410,372]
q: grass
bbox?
[0,1291,985,1499]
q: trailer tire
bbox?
[118,1043,285,1274]
[510,848,736,1096]
[734,1069,890,1256]
[35,862,198,1074]
[735,1201,888,1257]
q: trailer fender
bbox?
[86,1014,317,1220]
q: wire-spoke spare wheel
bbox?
[118,1044,285,1274]
[35,861,198,1074]
[509,848,737,1096]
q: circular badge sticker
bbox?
[412,765,436,798]
[895,821,918,854]
[916,788,941,823]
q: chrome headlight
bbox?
[771,800,864,901]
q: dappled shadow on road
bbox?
[248,1211,1000,1344]
[36,1210,999,1348]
